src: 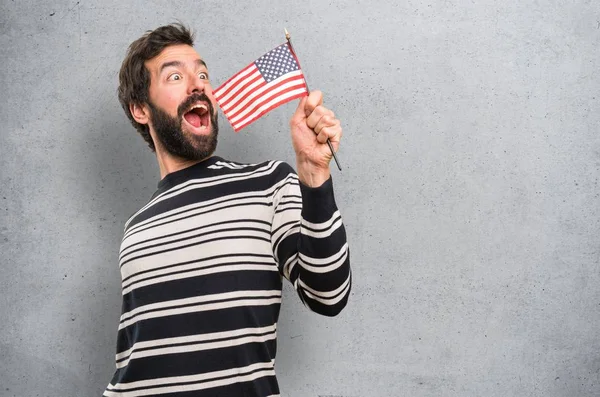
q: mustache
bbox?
[177,93,215,119]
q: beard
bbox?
[148,93,219,161]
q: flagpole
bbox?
[285,28,342,171]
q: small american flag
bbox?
[213,43,308,132]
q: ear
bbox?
[130,102,150,125]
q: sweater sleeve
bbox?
[270,165,351,317]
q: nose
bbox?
[188,73,206,96]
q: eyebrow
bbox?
[159,59,208,74]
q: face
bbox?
[144,44,219,160]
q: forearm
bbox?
[271,164,351,316]
[292,177,352,316]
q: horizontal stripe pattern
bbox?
[115,304,281,357]
[105,157,350,396]
[124,161,283,233]
[118,290,282,331]
[105,361,277,397]
[116,325,277,369]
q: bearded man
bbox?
[104,23,351,397]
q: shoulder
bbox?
[215,157,297,180]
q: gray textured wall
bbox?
[1,0,599,396]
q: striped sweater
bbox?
[104,156,351,397]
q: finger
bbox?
[316,123,341,145]
[312,114,338,135]
[316,129,330,144]
[304,90,323,117]
[306,106,335,130]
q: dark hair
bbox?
[118,23,195,151]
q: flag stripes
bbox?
[213,43,308,132]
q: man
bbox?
[104,23,351,397]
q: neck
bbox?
[154,146,210,179]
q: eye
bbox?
[198,72,209,80]
[168,73,182,81]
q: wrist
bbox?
[296,158,330,188]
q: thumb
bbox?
[291,95,308,122]
[304,90,323,117]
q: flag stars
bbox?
[254,44,300,83]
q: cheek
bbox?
[166,95,181,110]
[205,89,218,107]
[151,84,186,113]
[162,94,185,116]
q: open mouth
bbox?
[183,103,210,132]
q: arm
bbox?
[271,90,351,316]
[271,166,351,316]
